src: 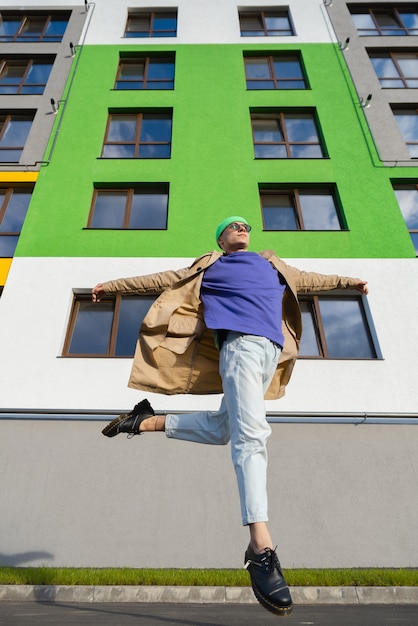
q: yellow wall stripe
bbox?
[0,172,38,183]
[0,258,12,285]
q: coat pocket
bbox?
[160,314,205,354]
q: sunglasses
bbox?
[226,222,252,233]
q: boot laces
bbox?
[245,546,280,573]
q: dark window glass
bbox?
[251,111,324,159]
[239,10,293,36]
[393,108,418,157]
[392,184,418,254]
[244,54,306,89]
[260,188,344,230]
[102,112,172,159]
[0,58,53,95]
[0,114,33,162]
[0,186,33,256]
[64,294,157,357]
[115,297,155,356]
[68,300,114,355]
[125,11,177,38]
[299,296,377,359]
[89,186,169,230]
[115,55,175,90]
[369,52,418,88]
[0,13,69,42]
[351,7,418,36]
[0,234,18,257]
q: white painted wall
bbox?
[2,0,336,45]
[0,257,417,416]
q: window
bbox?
[0,186,32,257]
[0,12,69,42]
[244,53,306,89]
[299,295,378,359]
[392,183,418,254]
[88,185,169,229]
[350,5,418,36]
[251,110,325,158]
[124,10,177,38]
[369,51,418,87]
[101,111,172,159]
[239,9,294,36]
[115,54,175,90]
[393,107,418,157]
[63,294,157,357]
[260,187,345,230]
[0,57,54,95]
[0,113,34,162]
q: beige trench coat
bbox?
[102,250,361,400]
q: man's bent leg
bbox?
[165,402,230,445]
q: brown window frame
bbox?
[63,293,157,358]
[239,9,294,36]
[0,112,34,162]
[101,110,172,159]
[87,184,169,230]
[0,12,70,43]
[0,184,33,258]
[114,53,175,90]
[251,109,325,159]
[369,50,418,88]
[350,6,418,36]
[392,106,418,157]
[259,186,346,231]
[0,56,54,95]
[392,182,418,255]
[244,52,307,89]
[298,294,379,360]
[124,10,178,38]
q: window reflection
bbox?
[260,188,343,231]
[69,301,114,355]
[252,111,324,159]
[299,302,320,356]
[115,297,156,355]
[89,186,169,230]
[66,295,157,357]
[298,296,377,359]
[393,185,418,254]
[319,299,375,359]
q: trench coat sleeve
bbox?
[265,253,361,293]
[101,267,191,296]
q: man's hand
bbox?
[92,284,105,302]
[354,280,369,295]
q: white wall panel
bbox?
[1,0,335,45]
[1,257,416,416]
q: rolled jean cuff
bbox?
[243,514,270,526]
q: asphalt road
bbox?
[0,602,417,626]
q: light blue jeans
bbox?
[165,332,281,526]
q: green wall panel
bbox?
[17,43,416,258]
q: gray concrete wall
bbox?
[326,0,418,164]
[0,5,87,170]
[1,418,417,569]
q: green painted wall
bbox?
[17,43,416,258]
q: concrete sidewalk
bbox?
[1,585,417,605]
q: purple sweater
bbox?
[201,251,285,347]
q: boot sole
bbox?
[251,582,293,616]
[102,415,129,438]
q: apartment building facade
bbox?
[0,0,417,569]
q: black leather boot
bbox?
[101,399,155,438]
[245,545,293,616]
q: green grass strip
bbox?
[0,568,417,587]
